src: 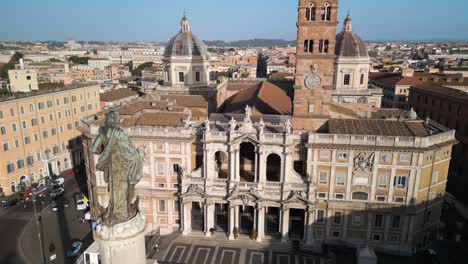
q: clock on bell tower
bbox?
[293,0,339,120]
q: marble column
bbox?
[182,202,192,235]
[229,149,236,181]
[205,202,215,237]
[257,205,265,242]
[258,150,266,184]
[235,150,240,181]
[306,209,315,244]
[283,151,291,183]
[228,204,235,240]
[281,208,290,242]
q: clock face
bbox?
[305,73,321,89]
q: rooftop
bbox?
[369,72,468,87]
[100,88,138,102]
[411,82,468,101]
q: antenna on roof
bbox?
[347,8,350,17]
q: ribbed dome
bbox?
[163,16,208,59]
[335,15,368,58]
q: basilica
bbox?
[82,0,456,256]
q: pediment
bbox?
[229,134,260,146]
[227,185,263,203]
[180,184,209,198]
[283,191,312,205]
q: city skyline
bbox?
[2,0,468,42]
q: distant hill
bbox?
[203,39,296,48]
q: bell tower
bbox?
[293,0,339,123]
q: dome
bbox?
[163,16,208,59]
[407,108,418,120]
[335,15,368,57]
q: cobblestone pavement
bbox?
[157,235,328,264]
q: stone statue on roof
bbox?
[204,118,210,132]
[229,117,237,131]
[92,111,145,226]
[259,118,265,134]
[284,119,292,134]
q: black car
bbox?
[3,199,19,208]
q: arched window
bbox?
[311,5,316,20]
[352,192,369,201]
[318,40,324,53]
[321,3,331,21]
[323,40,329,53]
[266,154,281,182]
[304,40,309,52]
[215,151,228,179]
[309,40,314,53]
[360,73,365,85]
[306,7,310,21]
[306,4,316,21]
[239,142,256,182]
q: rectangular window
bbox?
[319,171,328,184]
[333,212,342,225]
[431,171,438,185]
[352,215,362,225]
[360,73,365,85]
[319,150,330,159]
[374,214,383,228]
[0,110,3,119]
[335,193,344,200]
[178,72,184,82]
[49,113,54,121]
[81,105,85,112]
[51,128,57,136]
[87,103,92,110]
[3,142,9,151]
[172,164,180,173]
[170,143,181,152]
[157,183,165,189]
[158,200,166,212]
[17,159,25,169]
[72,96,76,102]
[22,120,27,129]
[0,125,6,135]
[9,108,14,117]
[31,118,37,126]
[308,103,315,113]
[316,210,325,223]
[195,71,201,82]
[14,139,20,148]
[381,154,392,163]
[47,100,53,108]
[399,154,410,162]
[336,152,348,160]
[20,106,24,114]
[38,102,44,110]
[391,215,400,229]
[53,145,59,155]
[157,163,165,175]
[332,231,341,238]
[24,136,30,144]
[36,151,41,161]
[64,97,69,104]
[43,131,48,138]
[67,123,72,130]
[29,104,34,112]
[174,200,179,212]
[394,176,407,188]
[40,116,45,124]
[12,123,17,132]
[376,196,387,202]
[372,234,382,241]
[57,112,62,119]
[344,74,351,85]
[378,174,388,187]
[336,172,346,185]
[34,133,39,142]
[6,163,14,173]
[27,155,34,166]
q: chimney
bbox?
[19,58,24,70]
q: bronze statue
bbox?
[92,111,145,225]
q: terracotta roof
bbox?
[328,119,434,137]
[100,89,138,102]
[159,95,208,108]
[370,72,468,87]
[136,112,187,127]
[371,109,408,119]
[411,83,468,101]
[221,81,293,115]
[225,81,262,91]
[118,100,167,115]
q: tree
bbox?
[131,62,153,77]
[0,51,24,80]
[68,56,88,64]
[240,72,250,78]
[47,58,62,63]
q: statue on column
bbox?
[92,111,145,226]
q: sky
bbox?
[1,0,468,42]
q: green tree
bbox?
[240,72,250,78]
[68,56,88,64]
[131,62,153,76]
[47,58,62,63]
[0,51,24,80]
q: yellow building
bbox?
[0,83,101,195]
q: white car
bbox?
[75,193,88,210]
[50,187,65,198]
[51,177,65,187]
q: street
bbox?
[0,175,93,264]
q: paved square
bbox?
[156,234,329,264]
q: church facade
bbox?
[81,0,455,256]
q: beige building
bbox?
[8,69,39,92]
[0,83,101,195]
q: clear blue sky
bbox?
[2,0,467,42]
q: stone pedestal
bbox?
[94,212,147,264]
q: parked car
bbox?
[75,193,88,211]
[34,184,47,197]
[51,177,65,187]
[51,201,59,212]
[20,187,34,202]
[50,187,65,198]
[3,198,19,209]
[66,241,83,257]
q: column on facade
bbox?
[383,214,391,241]
[346,151,354,200]
[182,201,192,235]
[228,204,236,240]
[229,148,236,181]
[282,151,291,183]
[258,149,266,184]
[370,152,380,202]
[325,209,332,240]
[205,202,215,236]
[406,169,417,204]
[342,211,349,240]
[235,149,240,181]
[257,205,265,242]
[388,167,396,203]
[329,152,336,197]
[254,148,259,183]
[366,212,373,241]
[281,208,290,241]
[306,208,315,244]
[306,148,313,181]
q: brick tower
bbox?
[293,0,339,129]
